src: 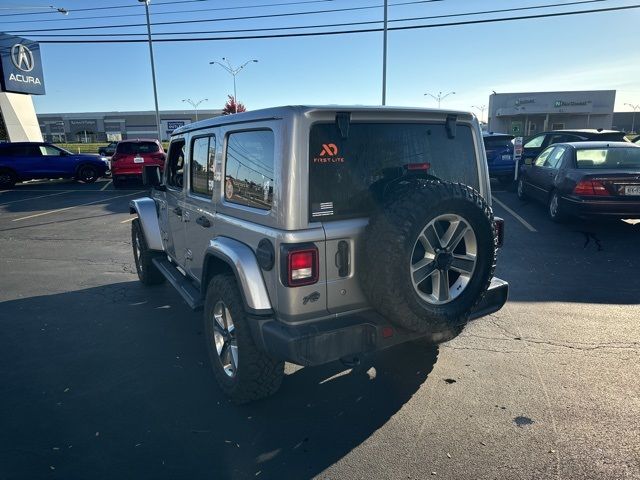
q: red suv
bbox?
[111,139,165,188]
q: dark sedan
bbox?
[517,142,640,221]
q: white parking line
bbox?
[120,216,138,224]
[100,180,113,191]
[493,196,537,233]
[11,191,144,222]
[0,191,69,206]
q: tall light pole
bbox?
[424,91,456,109]
[472,105,487,123]
[139,0,161,140]
[209,58,258,113]
[182,98,208,121]
[624,103,640,133]
[381,0,388,105]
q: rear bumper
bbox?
[562,196,640,217]
[250,277,509,366]
[489,164,515,176]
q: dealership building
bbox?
[36,109,223,143]
[488,90,617,136]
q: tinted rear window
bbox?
[116,142,159,154]
[483,136,514,150]
[593,133,627,142]
[309,123,479,220]
[576,148,640,169]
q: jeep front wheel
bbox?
[361,182,496,334]
[204,274,284,404]
[131,218,165,285]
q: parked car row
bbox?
[0,142,109,188]
[0,139,165,188]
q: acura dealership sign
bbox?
[0,33,46,95]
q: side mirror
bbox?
[142,164,163,189]
[524,157,533,166]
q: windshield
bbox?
[308,122,479,220]
[116,141,159,155]
[576,147,640,169]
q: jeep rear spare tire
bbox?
[361,182,496,334]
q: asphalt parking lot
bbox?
[0,179,638,480]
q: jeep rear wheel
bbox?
[204,274,284,404]
[361,182,496,335]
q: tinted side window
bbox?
[545,146,566,169]
[166,139,186,189]
[524,135,545,148]
[534,146,554,166]
[190,135,216,197]
[40,145,63,156]
[225,130,274,210]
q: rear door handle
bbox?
[173,206,182,216]
[196,216,211,228]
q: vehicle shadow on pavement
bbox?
[0,180,147,217]
[0,281,437,479]
[494,193,640,305]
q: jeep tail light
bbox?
[285,246,319,287]
[494,217,505,247]
[406,162,431,171]
[574,179,608,196]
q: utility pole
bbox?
[624,103,640,133]
[182,98,208,121]
[381,0,388,105]
[209,58,258,113]
[139,0,162,140]
[424,91,456,109]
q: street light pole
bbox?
[182,98,208,122]
[424,91,456,109]
[381,0,388,105]
[472,105,487,123]
[624,103,640,133]
[139,0,162,140]
[209,58,258,113]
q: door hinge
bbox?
[185,248,193,261]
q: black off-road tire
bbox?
[0,169,17,189]
[361,182,496,334]
[131,218,165,285]
[412,324,465,347]
[204,274,284,404]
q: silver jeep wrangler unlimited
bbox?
[130,106,508,404]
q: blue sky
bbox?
[2,0,639,115]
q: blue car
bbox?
[0,142,108,188]
[482,132,515,185]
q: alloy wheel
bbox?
[212,301,238,378]
[410,213,478,305]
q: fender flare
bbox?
[129,197,164,251]
[203,237,272,315]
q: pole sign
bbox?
[0,33,46,95]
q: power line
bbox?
[0,0,337,24]
[34,3,640,43]
[5,0,445,33]
[18,0,607,38]
[0,0,316,17]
